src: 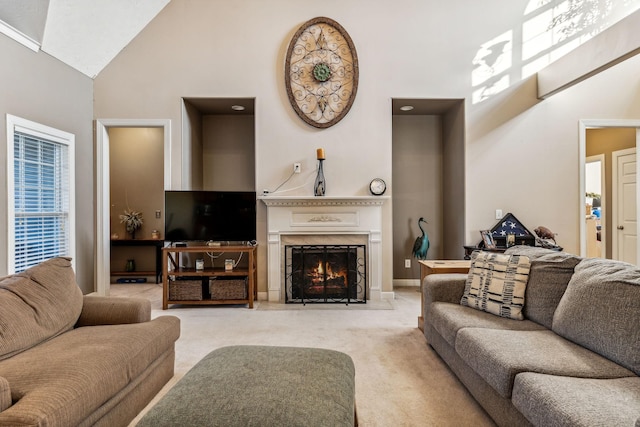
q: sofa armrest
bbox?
[423,273,467,306]
[0,376,10,412]
[75,296,151,327]
[422,273,468,325]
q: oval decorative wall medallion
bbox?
[285,17,359,128]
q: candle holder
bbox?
[314,159,326,196]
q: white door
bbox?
[613,148,636,264]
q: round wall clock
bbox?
[369,178,386,196]
[285,17,359,128]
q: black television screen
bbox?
[164,191,256,243]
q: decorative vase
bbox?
[314,159,326,196]
[125,259,136,272]
[129,230,136,240]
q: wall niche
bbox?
[391,98,465,283]
[182,97,255,191]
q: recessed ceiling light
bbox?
[231,105,245,111]
[400,105,414,111]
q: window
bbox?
[6,115,75,273]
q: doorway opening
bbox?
[585,155,604,258]
[579,120,640,264]
[95,119,171,296]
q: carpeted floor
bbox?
[110,283,495,426]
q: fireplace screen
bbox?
[285,244,366,304]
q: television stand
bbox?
[162,244,257,309]
[204,240,256,247]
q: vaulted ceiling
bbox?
[0,0,170,78]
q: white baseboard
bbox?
[380,291,395,300]
[393,278,421,288]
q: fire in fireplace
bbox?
[285,244,366,304]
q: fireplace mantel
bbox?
[260,196,387,207]
[260,195,389,302]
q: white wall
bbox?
[93,0,640,293]
[467,57,640,251]
[0,34,94,292]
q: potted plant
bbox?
[119,209,143,239]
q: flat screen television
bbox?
[164,191,256,243]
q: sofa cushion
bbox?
[0,316,180,426]
[454,328,635,398]
[512,373,640,427]
[0,257,83,361]
[461,251,530,320]
[430,302,546,348]
[505,246,582,328]
[552,257,640,376]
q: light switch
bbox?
[495,209,503,220]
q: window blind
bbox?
[13,131,70,272]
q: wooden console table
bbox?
[162,244,257,309]
[418,260,471,331]
[110,239,165,283]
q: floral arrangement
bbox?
[119,209,143,234]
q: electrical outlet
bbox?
[495,209,503,220]
[405,259,411,268]
[293,163,301,174]
[155,210,161,219]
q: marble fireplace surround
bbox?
[260,196,388,302]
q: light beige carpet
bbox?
[110,283,495,427]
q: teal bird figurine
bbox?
[412,217,430,260]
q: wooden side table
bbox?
[418,260,471,331]
[111,239,165,283]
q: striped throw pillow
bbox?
[460,251,531,320]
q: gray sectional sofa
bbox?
[422,246,640,426]
[0,257,181,426]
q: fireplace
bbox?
[285,244,366,304]
[261,196,388,302]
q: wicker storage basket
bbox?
[210,277,248,300]
[169,279,203,301]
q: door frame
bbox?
[95,119,171,296]
[579,120,640,261]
